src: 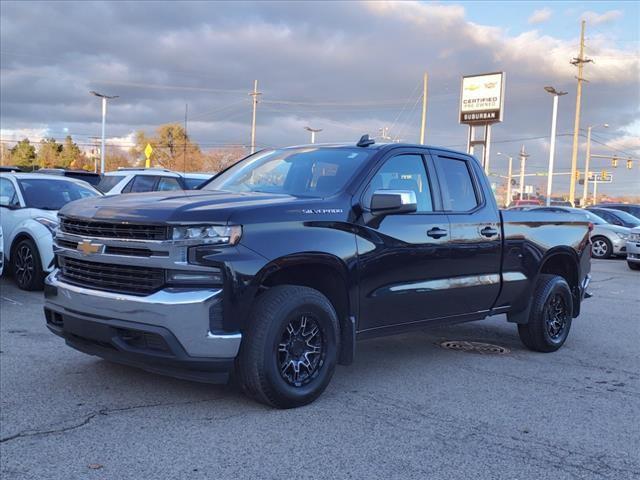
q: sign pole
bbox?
[483,124,492,174]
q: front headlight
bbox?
[171,225,242,245]
[616,232,630,240]
[35,217,59,235]
[630,233,640,242]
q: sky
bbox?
[0,0,638,197]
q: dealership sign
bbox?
[459,72,505,124]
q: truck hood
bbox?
[58,189,300,224]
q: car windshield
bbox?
[203,147,373,197]
[606,209,640,227]
[18,178,99,210]
[97,175,125,192]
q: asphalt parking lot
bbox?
[1,259,639,480]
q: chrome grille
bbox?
[59,257,164,295]
[59,216,168,240]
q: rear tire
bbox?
[237,285,340,408]
[628,261,640,271]
[11,239,44,291]
[518,274,573,353]
[591,236,612,259]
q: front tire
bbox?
[518,274,573,353]
[12,239,44,291]
[628,261,640,271]
[238,285,340,408]
[591,236,612,259]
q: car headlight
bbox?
[35,217,59,235]
[630,233,640,242]
[616,232,630,240]
[171,224,242,245]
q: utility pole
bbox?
[90,91,118,174]
[419,72,428,144]
[568,20,592,206]
[249,80,262,154]
[506,155,513,206]
[544,87,568,206]
[519,145,529,200]
[582,124,608,207]
[183,104,188,174]
[304,126,322,144]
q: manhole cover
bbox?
[440,340,510,355]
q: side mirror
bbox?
[369,190,417,216]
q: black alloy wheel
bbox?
[12,239,44,291]
[278,315,326,387]
[544,293,569,340]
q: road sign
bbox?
[144,143,153,168]
[588,173,612,183]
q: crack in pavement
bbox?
[0,396,229,445]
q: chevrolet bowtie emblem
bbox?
[77,240,104,255]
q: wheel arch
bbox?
[252,252,356,365]
[508,247,582,324]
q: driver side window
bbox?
[0,178,19,208]
[363,154,433,212]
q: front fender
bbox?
[7,220,55,271]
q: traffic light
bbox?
[601,169,607,178]
[612,156,618,168]
[628,159,634,169]
[574,170,580,180]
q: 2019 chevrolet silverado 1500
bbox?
[44,137,592,408]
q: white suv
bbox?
[97,168,186,195]
[0,173,101,290]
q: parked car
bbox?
[626,227,640,270]
[507,205,537,211]
[97,168,211,195]
[531,206,630,259]
[0,173,101,290]
[45,137,592,408]
[37,168,102,187]
[183,172,215,189]
[512,199,541,207]
[0,226,4,277]
[0,166,24,173]
[586,207,640,228]
[592,203,640,220]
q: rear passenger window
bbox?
[364,154,433,212]
[437,158,479,212]
[157,177,182,191]
[128,175,158,193]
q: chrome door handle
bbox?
[427,227,448,239]
[480,226,498,237]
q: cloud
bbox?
[580,10,622,26]
[0,0,638,195]
[528,8,552,25]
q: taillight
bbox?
[588,222,594,232]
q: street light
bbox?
[90,91,119,174]
[497,152,514,207]
[544,86,568,206]
[582,123,608,207]
[304,126,322,144]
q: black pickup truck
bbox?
[44,137,592,408]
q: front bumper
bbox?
[611,236,627,256]
[625,239,640,263]
[44,272,241,383]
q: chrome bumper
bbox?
[44,272,241,359]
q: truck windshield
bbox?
[203,147,373,197]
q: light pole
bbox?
[90,91,118,174]
[544,86,568,206]
[582,123,608,207]
[497,152,514,207]
[304,126,322,144]
[519,145,529,200]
